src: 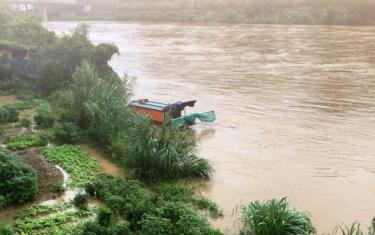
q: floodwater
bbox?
[80,144,125,177]
[45,22,375,234]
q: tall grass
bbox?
[240,198,316,235]
[328,218,375,235]
[127,117,213,181]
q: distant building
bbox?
[0,43,37,77]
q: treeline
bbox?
[72,0,375,25]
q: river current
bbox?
[45,22,375,234]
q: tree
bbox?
[35,24,119,94]
[0,150,37,205]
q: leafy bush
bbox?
[239,198,316,235]
[19,117,32,128]
[87,174,152,230]
[53,122,82,144]
[140,201,223,235]
[6,132,51,150]
[0,195,6,211]
[0,223,14,235]
[82,220,131,235]
[42,145,100,188]
[73,193,88,209]
[0,105,19,123]
[52,182,65,195]
[155,183,223,219]
[87,175,222,234]
[0,150,37,205]
[128,118,213,181]
[34,101,55,128]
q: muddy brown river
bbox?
[45,22,375,234]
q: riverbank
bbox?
[55,0,375,26]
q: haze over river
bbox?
[45,22,375,234]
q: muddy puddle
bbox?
[0,95,18,105]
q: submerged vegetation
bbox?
[42,145,101,188]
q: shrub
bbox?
[0,150,37,205]
[20,117,32,128]
[52,182,65,195]
[0,195,6,211]
[239,198,316,235]
[97,206,114,227]
[127,117,213,181]
[0,223,14,235]
[140,201,223,235]
[89,174,152,230]
[82,220,131,235]
[34,101,55,128]
[53,122,82,144]
[73,193,88,209]
[0,105,19,123]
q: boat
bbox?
[129,99,216,127]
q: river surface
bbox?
[45,22,375,234]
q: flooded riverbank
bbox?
[80,144,125,177]
[45,22,375,233]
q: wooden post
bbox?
[191,0,194,9]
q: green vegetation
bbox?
[328,219,375,235]
[82,206,131,235]
[42,145,101,188]
[51,182,66,195]
[0,195,6,211]
[34,101,55,129]
[20,117,32,128]
[0,104,19,123]
[74,0,375,25]
[0,223,14,235]
[14,203,72,219]
[128,117,213,181]
[73,193,89,209]
[6,132,51,150]
[84,174,223,234]
[239,198,315,235]
[15,206,94,234]
[0,150,37,206]
[53,122,82,144]
[155,183,223,219]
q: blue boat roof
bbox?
[129,100,168,111]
